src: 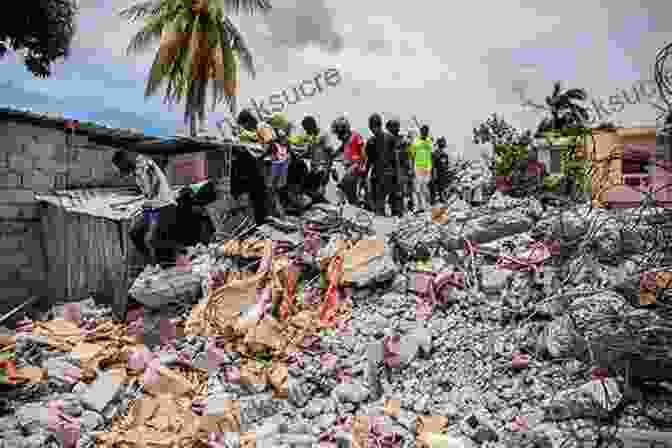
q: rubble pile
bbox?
[2,181,672,448]
[452,160,494,201]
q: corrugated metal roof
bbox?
[35,186,180,221]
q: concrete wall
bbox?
[0,119,133,313]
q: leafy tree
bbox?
[120,0,271,137]
[535,81,589,135]
[472,113,532,149]
[0,0,77,78]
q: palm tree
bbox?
[535,81,589,135]
[120,0,272,137]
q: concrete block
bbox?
[8,155,33,172]
[81,370,124,413]
[0,171,22,189]
[80,410,103,431]
[15,402,50,433]
[44,357,78,386]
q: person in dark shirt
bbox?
[290,115,333,203]
[385,118,411,215]
[366,114,404,216]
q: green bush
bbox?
[543,174,563,193]
[494,144,528,176]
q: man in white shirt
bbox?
[112,150,178,267]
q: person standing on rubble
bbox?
[366,113,404,216]
[260,113,291,218]
[331,116,368,206]
[430,137,450,205]
[289,115,334,204]
[385,118,411,215]
[409,125,433,212]
[112,150,177,268]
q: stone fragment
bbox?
[332,381,369,403]
[80,371,123,413]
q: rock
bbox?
[80,371,123,413]
[289,378,311,408]
[15,402,50,434]
[480,265,512,295]
[303,398,327,418]
[332,381,369,403]
[411,326,432,358]
[399,336,419,366]
[351,252,399,288]
[460,412,498,444]
[80,410,103,431]
[537,315,584,359]
[544,378,622,421]
[43,357,79,387]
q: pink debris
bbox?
[511,352,530,370]
[255,287,273,320]
[511,415,529,433]
[640,271,657,290]
[192,399,206,416]
[338,287,353,306]
[302,335,321,351]
[63,367,81,384]
[142,356,162,385]
[336,319,353,336]
[206,340,228,370]
[16,319,33,335]
[63,303,81,323]
[288,352,305,369]
[336,367,353,384]
[303,286,322,305]
[304,224,322,257]
[225,367,241,384]
[321,352,338,370]
[48,400,81,448]
[383,334,401,369]
[208,432,227,448]
[159,319,177,347]
[416,297,433,321]
[176,351,193,368]
[591,367,609,383]
[175,254,192,273]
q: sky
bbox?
[2,0,672,158]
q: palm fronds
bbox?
[221,0,272,15]
[119,0,164,21]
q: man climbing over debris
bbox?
[112,150,177,268]
[289,115,334,204]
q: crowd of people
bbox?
[234,109,459,220]
[108,110,461,269]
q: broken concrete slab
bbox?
[80,370,123,413]
[43,357,79,387]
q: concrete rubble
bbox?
[2,168,672,448]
